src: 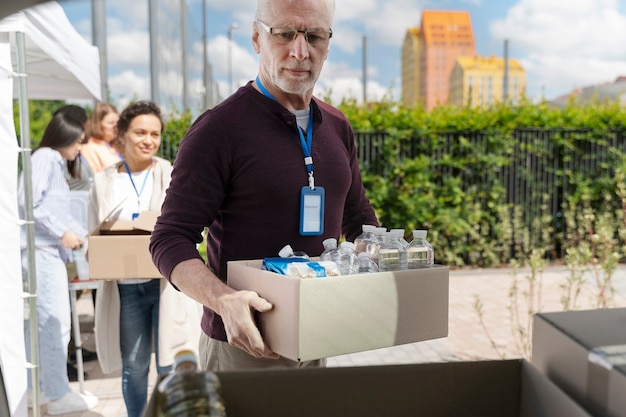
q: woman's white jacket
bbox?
[88,157,202,374]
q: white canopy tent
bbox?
[0,2,100,416]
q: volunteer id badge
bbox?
[300,186,324,235]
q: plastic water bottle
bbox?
[72,247,90,281]
[354,225,377,254]
[366,227,387,261]
[378,229,408,271]
[278,244,310,260]
[338,241,358,275]
[390,228,409,248]
[356,251,379,274]
[406,230,434,269]
[319,238,341,264]
[157,350,227,417]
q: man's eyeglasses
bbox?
[256,20,332,46]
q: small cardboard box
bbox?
[87,211,162,279]
[532,308,626,417]
[227,260,449,361]
[143,360,593,417]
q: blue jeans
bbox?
[118,280,172,417]
[22,247,71,400]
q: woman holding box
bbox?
[88,101,201,417]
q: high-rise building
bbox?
[401,10,476,110]
[401,27,422,109]
[449,56,526,108]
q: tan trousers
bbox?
[199,331,326,371]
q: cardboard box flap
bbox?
[538,308,626,349]
[98,211,159,235]
[133,211,159,232]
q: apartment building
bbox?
[449,55,526,107]
[401,10,476,110]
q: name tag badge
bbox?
[300,186,324,236]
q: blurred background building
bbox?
[449,55,526,107]
[402,9,527,110]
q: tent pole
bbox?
[16,31,41,417]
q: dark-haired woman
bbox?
[18,106,99,415]
[89,101,200,417]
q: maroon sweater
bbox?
[150,82,379,341]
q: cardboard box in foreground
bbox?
[227,260,449,361]
[143,360,593,417]
[532,308,626,417]
[87,211,162,279]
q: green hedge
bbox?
[19,98,626,268]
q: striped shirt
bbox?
[18,147,87,258]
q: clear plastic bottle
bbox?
[378,229,408,271]
[157,350,227,417]
[72,247,90,281]
[390,228,409,248]
[319,238,341,264]
[406,230,434,269]
[278,244,310,260]
[356,251,379,274]
[366,227,387,261]
[338,241,358,275]
[354,224,377,254]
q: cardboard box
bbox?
[532,308,626,417]
[143,360,593,417]
[87,211,162,279]
[227,260,449,361]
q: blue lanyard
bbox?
[123,161,152,205]
[256,76,315,189]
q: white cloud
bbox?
[107,25,150,70]
[108,70,150,102]
[334,0,423,45]
[207,35,258,85]
[490,0,626,98]
[106,0,149,29]
[317,61,394,104]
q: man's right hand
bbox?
[169,258,280,359]
[217,290,280,359]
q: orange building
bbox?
[401,10,476,110]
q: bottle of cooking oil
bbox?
[157,350,227,417]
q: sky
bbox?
[58,0,626,113]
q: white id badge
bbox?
[299,186,324,236]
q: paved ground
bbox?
[29,264,626,416]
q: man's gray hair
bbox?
[255,0,335,24]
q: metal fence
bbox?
[161,127,626,259]
[353,128,626,258]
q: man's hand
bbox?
[217,290,280,359]
[169,258,280,359]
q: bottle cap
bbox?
[412,230,427,238]
[340,241,355,250]
[322,237,337,247]
[362,224,376,232]
[278,244,294,258]
[174,349,197,365]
